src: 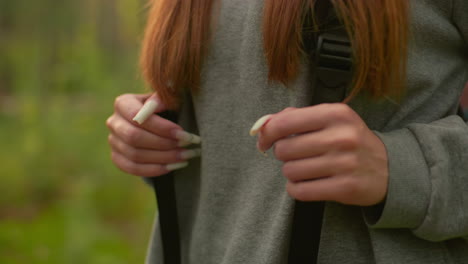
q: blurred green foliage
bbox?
[0,0,156,263]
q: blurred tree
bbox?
[1,0,155,263]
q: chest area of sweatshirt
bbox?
[206,0,264,63]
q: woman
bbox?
[106,0,468,263]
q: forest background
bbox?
[0,0,155,263]
[1,0,467,263]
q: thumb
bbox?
[133,93,167,125]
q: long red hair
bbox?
[141,0,409,109]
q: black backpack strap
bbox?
[458,105,467,121]
[288,4,353,264]
[151,174,181,264]
[311,30,353,105]
[149,110,182,264]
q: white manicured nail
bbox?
[133,100,158,125]
[174,131,201,144]
[257,148,268,157]
[178,141,192,147]
[180,149,202,160]
[256,142,268,157]
[166,162,189,171]
[249,114,272,136]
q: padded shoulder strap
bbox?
[149,110,181,264]
[458,105,467,121]
[288,1,353,263]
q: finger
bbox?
[114,93,183,139]
[249,114,273,136]
[282,157,334,182]
[108,134,182,164]
[111,151,190,177]
[111,151,169,177]
[108,114,179,150]
[141,115,200,143]
[281,153,358,182]
[133,94,162,124]
[249,107,298,136]
[249,108,298,136]
[273,130,330,161]
[273,126,359,161]
[258,103,352,152]
[114,93,155,121]
[286,176,359,203]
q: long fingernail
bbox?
[180,148,202,160]
[177,141,192,147]
[166,162,189,171]
[174,131,202,144]
[256,142,268,157]
[133,100,158,125]
[250,114,272,136]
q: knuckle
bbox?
[339,177,361,200]
[329,104,353,121]
[114,95,124,110]
[336,103,352,114]
[341,155,359,172]
[105,116,113,129]
[114,94,130,109]
[338,130,360,149]
[342,129,360,149]
[115,94,140,117]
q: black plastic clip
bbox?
[315,31,353,89]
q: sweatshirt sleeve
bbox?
[362,0,468,242]
[364,116,468,242]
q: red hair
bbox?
[141,0,409,109]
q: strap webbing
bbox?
[151,174,181,264]
[149,110,181,264]
[458,105,467,121]
[288,2,353,263]
[288,201,325,263]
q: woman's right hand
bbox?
[106,93,201,177]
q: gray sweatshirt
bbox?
[146,0,468,263]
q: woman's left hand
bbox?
[257,103,389,206]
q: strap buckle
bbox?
[315,31,353,89]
